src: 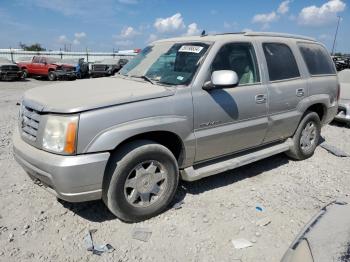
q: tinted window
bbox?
[212,43,260,85]
[32,57,40,63]
[263,43,300,81]
[298,43,336,75]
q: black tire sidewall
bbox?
[48,71,56,81]
[294,112,321,159]
[104,141,179,222]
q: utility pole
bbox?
[331,16,341,56]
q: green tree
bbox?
[19,42,46,51]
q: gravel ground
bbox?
[0,79,349,262]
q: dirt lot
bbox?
[0,78,349,262]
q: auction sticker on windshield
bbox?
[179,45,204,53]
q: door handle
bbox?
[255,94,267,104]
[296,88,305,97]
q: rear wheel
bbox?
[103,140,179,222]
[286,111,321,160]
[22,69,28,78]
[48,71,56,81]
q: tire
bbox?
[103,140,179,222]
[286,111,321,160]
[48,71,56,81]
[22,69,28,79]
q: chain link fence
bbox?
[0,49,136,63]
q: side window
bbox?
[263,43,300,81]
[32,57,40,63]
[298,43,336,75]
[39,57,46,64]
[211,43,260,85]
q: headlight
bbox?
[42,115,78,154]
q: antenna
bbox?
[331,16,341,56]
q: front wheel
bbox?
[22,69,29,79]
[103,140,179,222]
[48,71,56,81]
[286,111,321,160]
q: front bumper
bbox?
[90,70,112,77]
[13,129,110,202]
[55,70,76,80]
[334,101,350,123]
[0,71,22,80]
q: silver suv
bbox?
[13,32,339,222]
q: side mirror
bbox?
[203,70,239,90]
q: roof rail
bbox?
[243,32,316,42]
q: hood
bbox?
[23,76,175,113]
[0,62,17,66]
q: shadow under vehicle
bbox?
[90,57,129,78]
[0,57,23,81]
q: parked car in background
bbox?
[62,58,89,79]
[90,57,129,77]
[334,69,350,126]
[13,32,339,222]
[17,56,76,81]
[332,56,350,71]
[0,57,23,81]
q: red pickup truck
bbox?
[17,56,76,81]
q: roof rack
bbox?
[243,32,316,42]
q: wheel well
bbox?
[48,68,55,72]
[114,131,185,165]
[21,67,27,70]
[306,103,326,122]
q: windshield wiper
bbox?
[129,75,155,85]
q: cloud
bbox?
[58,35,70,44]
[298,0,346,26]
[120,26,138,38]
[277,0,291,14]
[154,13,185,33]
[74,32,86,39]
[252,11,278,27]
[185,23,200,36]
[252,1,293,28]
[57,32,86,45]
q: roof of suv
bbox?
[154,31,317,44]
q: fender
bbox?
[83,115,196,166]
[297,94,332,115]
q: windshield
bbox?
[119,42,210,86]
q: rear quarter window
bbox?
[263,43,300,81]
[298,43,336,75]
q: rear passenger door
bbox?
[260,42,307,143]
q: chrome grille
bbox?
[93,64,108,71]
[1,65,19,71]
[21,106,41,141]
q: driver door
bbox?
[192,42,268,162]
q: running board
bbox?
[181,139,292,182]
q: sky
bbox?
[0,0,349,53]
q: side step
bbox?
[181,139,292,182]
